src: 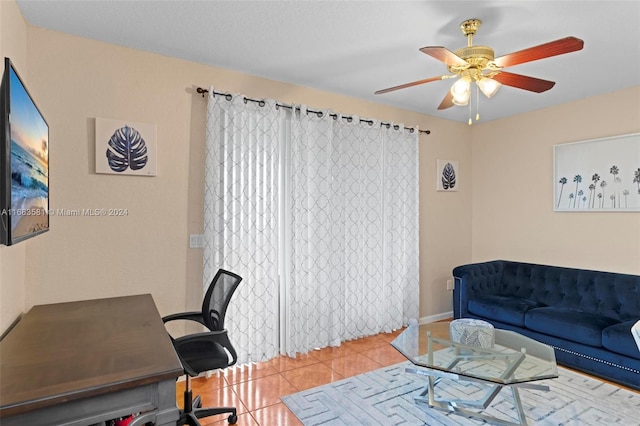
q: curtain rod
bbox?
[195,87,430,135]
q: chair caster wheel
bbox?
[228,414,238,424]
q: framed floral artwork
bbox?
[554,133,640,212]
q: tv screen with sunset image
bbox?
[1,58,49,245]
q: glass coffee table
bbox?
[391,322,558,426]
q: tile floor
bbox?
[175,329,408,425]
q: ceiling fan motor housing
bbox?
[450,45,495,76]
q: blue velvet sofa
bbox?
[453,260,640,390]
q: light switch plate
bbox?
[189,234,204,248]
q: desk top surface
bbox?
[0,294,183,417]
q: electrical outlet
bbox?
[446,279,454,291]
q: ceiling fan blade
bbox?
[493,36,584,68]
[374,76,445,95]
[419,46,468,66]
[492,71,556,93]
[437,92,454,110]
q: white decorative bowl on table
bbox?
[450,318,495,348]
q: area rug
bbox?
[281,361,640,425]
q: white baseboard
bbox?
[419,311,453,324]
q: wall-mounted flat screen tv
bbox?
[0,57,49,245]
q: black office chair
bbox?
[163,269,243,425]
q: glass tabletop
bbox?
[391,322,558,385]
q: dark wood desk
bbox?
[0,294,183,425]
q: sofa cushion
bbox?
[602,320,640,360]
[468,296,543,327]
[525,307,619,347]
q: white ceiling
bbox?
[15,1,640,124]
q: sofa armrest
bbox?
[452,260,505,318]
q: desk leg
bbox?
[153,379,181,426]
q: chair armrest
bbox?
[162,311,207,327]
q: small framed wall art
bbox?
[95,117,157,176]
[436,159,459,191]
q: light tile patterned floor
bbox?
[175,329,407,425]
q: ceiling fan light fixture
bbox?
[477,77,501,98]
[451,76,471,106]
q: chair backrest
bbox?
[202,269,243,331]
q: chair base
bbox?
[177,408,237,426]
[178,380,237,425]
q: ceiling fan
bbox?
[375,19,584,122]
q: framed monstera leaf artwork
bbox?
[95,117,157,176]
[436,159,458,192]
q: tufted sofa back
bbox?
[500,261,640,322]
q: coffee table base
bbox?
[406,367,550,426]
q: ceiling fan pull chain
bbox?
[476,84,480,122]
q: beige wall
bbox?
[471,87,640,275]
[22,26,471,325]
[421,120,472,317]
[0,0,28,334]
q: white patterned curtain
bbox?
[204,91,419,362]
[284,109,419,355]
[203,92,281,364]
